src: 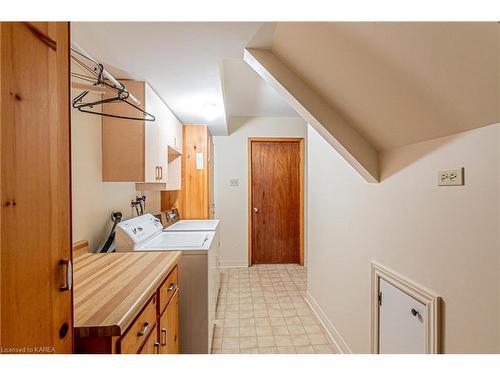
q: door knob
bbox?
[411,308,421,318]
[253,207,258,213]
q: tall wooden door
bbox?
[0,22,72,353]
[250,139,303,265]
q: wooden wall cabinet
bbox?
[161,125,214,218]
[102,80,182,191]
[0,22,73,353]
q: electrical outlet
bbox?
[230,179,239,187]
[437,167,464,186]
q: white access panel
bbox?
[379,278,427,354]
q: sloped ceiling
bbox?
[270,22,500,150]
[221,58,298,130]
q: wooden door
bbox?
[250,139,303,264]
[0,22,73,353]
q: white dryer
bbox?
[160,208,221,344]
[161,208,219,232]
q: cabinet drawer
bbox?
[159,266,178,313]
[138,326,160,354]
[120,294,158,354]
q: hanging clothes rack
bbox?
[70,42,155,121]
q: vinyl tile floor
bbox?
[211,264,337,354]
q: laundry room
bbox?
[2,11,500,369]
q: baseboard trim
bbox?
[305,290,352,354]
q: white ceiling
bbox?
[71,22,295,135]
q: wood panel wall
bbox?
[161,125,212,219]
[184,125,209,219]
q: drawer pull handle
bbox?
[167,283,176,291]
[59,259,72,291]
[138,322,150,337]
[161,328,167,346]
[154,342,160,354]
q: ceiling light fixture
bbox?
[203,102,218,121]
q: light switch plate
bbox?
[195,152,204,170]
[437,167,464,186]
[230,179,239,187]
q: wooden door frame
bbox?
[248,137,305,266]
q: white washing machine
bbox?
[115,213,218,354]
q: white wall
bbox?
[71,92,160,252]
[307,123,500,353]
[213,117,307,267]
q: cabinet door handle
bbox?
[161,328,167,346]
[159,166,163,180]
[154,342,160,354]
[167,283,176,291]
[137,322,150,337]
[59,259,72,291]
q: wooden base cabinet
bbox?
[139,326,161,354]
[75,265,179,354]
[159,290,179,354]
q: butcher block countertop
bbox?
[73,251,181,338]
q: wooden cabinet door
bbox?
[0,22,73,353]
[138,327,160,354]
[102,80,145,182]
[159,290,179,354]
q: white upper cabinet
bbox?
[165,107,182,153]
[144,83,163,183]
[140,83,183,190]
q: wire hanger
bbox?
[70,44,155,122]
